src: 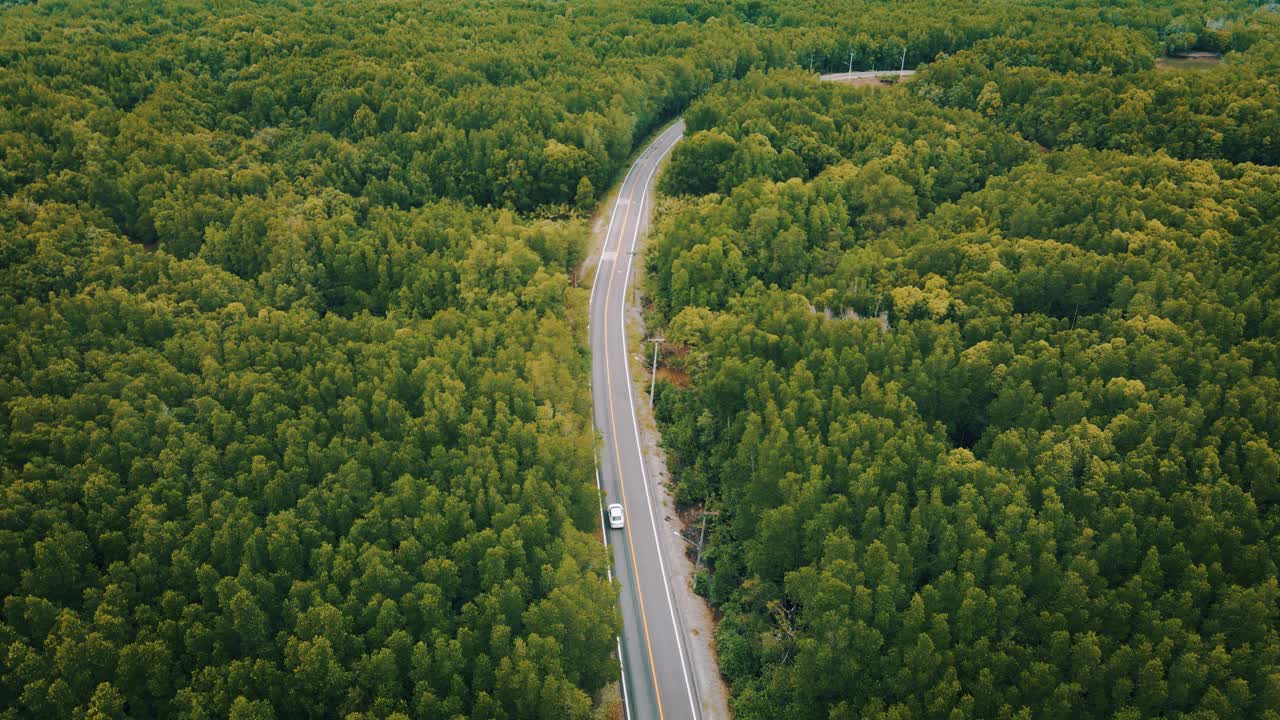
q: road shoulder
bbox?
[626,270,732,720]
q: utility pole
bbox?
[695,505,719,570]
[647,337,664,407]
[900,46,907,74]
[847,48,854,74]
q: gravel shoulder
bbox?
[626,277,732,720]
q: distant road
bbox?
[589,67,916,720]
[820,69,916,82]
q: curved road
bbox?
[590,119,695,720]
[590,69,913,720]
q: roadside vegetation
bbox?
[648,7,1280,720]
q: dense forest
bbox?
[913,24,1280,165]
[648,8,1280,720]
[2,0,1278,718]
[2,202,618,719]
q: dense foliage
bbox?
[914,18,1280,165]
[648,55,1280,720]
[0,0,776,233]
[0,194,625,719]
[3,0,1279,718]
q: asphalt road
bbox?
[820,69,916,82]
[589,69,915,720]
[589,119,696,720]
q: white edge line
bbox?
[618,636,633,720]
[596,466,610,557]
[587,142,640,333]
[591,155,633,720]
[618,125,702,720]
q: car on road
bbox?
[607,503,625,529]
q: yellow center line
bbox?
[603,146,666,720]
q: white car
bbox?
[607,503,625,529]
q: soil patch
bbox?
[657,366,690,388]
